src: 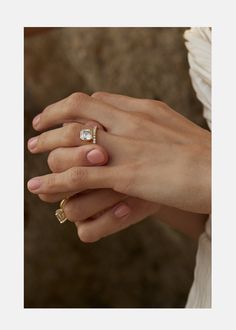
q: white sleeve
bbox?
[184,27,211,308]
[184,28,211,130]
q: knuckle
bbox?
[68,167,88,186]
[42,104,52,115]
[141,99,167,116]
[68,92,87,107]
[46,174,57,190]
[91,91,106,99]
[146,99,161,113]
[142,99,157,109]
[63,92,88,118]
[36,132,47,150]
[63,123,79,145]
[154,100,166,107]
[153,100,169,112]
[47,151,59,172]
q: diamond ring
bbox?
[80,126,97,144]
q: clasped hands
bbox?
[27,92,211,242]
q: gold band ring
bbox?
[55,199,68,224]
[80,126,98,144]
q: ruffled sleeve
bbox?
[184,28,211,308]
[184,28,211,129]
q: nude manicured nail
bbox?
[113,203,130,218]
[33,114,41,127]
[28,137,38,150]
[27,177,41,191]
[87,149,105,164]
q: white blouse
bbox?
[184,27,211,308]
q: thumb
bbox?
[86,146,109,165]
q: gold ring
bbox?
[55,199,68,224]
[80,126,98,144]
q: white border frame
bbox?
[1,0,236,329]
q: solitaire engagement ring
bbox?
[80,126,97,144]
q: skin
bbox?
[27,92,211,242]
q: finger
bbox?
[29,120,128,165]
[92,91,194,129]
[48,145,109,173]
[27,166,115,195]
[63,189,125,222]
[28,122,107,154]
[92,91,149,113]
[92,91,161,120]
[75,198,159,243]
[38,189,92,203]
[32,92,127,132]
[38,191,78,203]
[62,120,104,129]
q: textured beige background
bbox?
[24,28,206,308]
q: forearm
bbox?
[154,205,208,240]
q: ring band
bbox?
[80,126,98,144]
[55,199,68,224]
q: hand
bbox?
[64,194,206,242]
[27,126,205,243]
[63,191,160,242]
[28,119,160,242]
[27,92,211,214]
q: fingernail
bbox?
[113,203,130,218]
[28,137,38,150]
[87,149,105,164]
[27,177,41,191]
[33,114,41,127]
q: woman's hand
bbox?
[27,92,211,214]
[64,192,160,243]
[60,192,206,243]
[28,122,206,243]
